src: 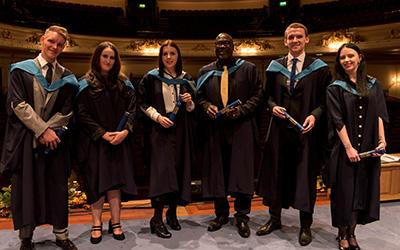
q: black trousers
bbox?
[269,204,313,228]
[214,194,252,223]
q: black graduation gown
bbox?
[0,68,76,230]
[138,72,195,203]
[326,78,388,227]
[197,59,263,198]
[75,79,137,205]
[257,56,331,213]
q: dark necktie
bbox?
[290,58,298,94]
[45,63,53,85]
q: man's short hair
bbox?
[284,23,308,38]
[44,25,69,42]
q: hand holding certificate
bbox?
[216,99,242,119]
[359,148,386,158]
[168,99,182,122]
[43,126,68,155]
[282,110,304,132]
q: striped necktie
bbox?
[290,58,298,94]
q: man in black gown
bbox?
[197,33,262,238]
[256,23,331,246]
[0,26,78,250]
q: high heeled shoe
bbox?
[348,234,361,250]
[108,220,125,241]
[336,235,350,250]
[166,210,181,231]
[150,217,172,238]
[90,224,102,244]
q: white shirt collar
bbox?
[38,53,57,69]
[287,52,305,63]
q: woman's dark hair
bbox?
[158,40,183,77]
[335,42,369,96]
[86,41,127,93]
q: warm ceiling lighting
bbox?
[321,30,361,50]
[142,47,159,55]
[235,39,272,56]
[127,40,161,56]
[239,47,258,55]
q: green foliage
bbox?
[68,180,88,209]
[0,185,11,209]
[0,185,12,217]
[0,179,89,217]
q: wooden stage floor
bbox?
[0,195,330,230]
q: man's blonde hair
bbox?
[44,25,69,43]
[284,22,308,38]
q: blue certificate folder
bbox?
[359,149,386,158]
[283,110,304,132]
[168,100,182,122]
[116,111,130,131]
[216,99,242,118]
[43,126,68,155]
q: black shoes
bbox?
[236,220,250,238]
[207,216,229,232]
[256,219,282,236]
[150,217,172,238]
[90,224,103,244]
[20,238,34,250]
[348,234,361,250]
[299,227,312,246]
[166,211,181,231]
[108,220,125,241]
[55,238,77,250]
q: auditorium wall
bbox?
[0,51,398,96]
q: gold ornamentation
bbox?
[192,44,210,51]
[321,30,363,49]
[67,37,78,47]
[127,39,162,55]
[1,30,12,39]
[390,29,400,39]
[25,33,41,45]
[234,39,273,54]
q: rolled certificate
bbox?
[168,99,182,122]
[44,126,68,155]
[116,111,130,131]
[282,110,304,132]
[216,99,242,119]
[359,149,386,158]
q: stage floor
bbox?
[0,199,399,249]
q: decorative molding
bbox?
[127,40,162,51]
[320,30,364,49]
[25,33,41,45]
[235,39,273,50]
[1,30,12,39]
[0,22,399,57]
[191,43,210,51]
[390,29,400,39]
[67,37,78,47]
[234,39,273,55]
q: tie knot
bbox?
[223,65,228,71]
[292,58,298,63]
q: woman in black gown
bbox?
[138,40,195,238]
[75,41,137,244]
[326,43,388,250]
